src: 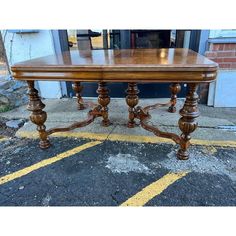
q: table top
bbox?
[11,48,218,83]
[12,48,217,71]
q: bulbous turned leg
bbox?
[168,83,181,113]
[72,82,85,110]
[126,82,139,128]
[27,81,50,149]
[96,82,111,126]
[177,83,199,160]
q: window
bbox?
[209,30,236,38]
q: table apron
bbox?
[13,70,217,83]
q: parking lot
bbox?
[0,134,236,206]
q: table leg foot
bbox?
[126,82,139,128]
[177,148,189,160]
[97,82,111,126]
[27,81,50,149]
[72,82,86,110]
[177,83,199,160]
[127,122,137,128]
[39,137,51,149]
[168,83,181,113]
[101,119,110,127]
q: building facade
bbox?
[205,30,236,107]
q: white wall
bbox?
[207,30,236,107]
[1,30,62,98]
[208,70,236,107]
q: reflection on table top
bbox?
[12,48,218,72]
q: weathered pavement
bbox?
[2,98,236,142]
[0,136,235,206]
[0,98,236,206]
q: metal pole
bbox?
[103,30,108,49]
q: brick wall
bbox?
[205,43,236,69]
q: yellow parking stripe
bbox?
[120,172,189,206]
[0,137,9,142]
[17,130,236,148]
[0,141,101,186]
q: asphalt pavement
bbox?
[0,136,235,206]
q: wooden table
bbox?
[11,48,218,160]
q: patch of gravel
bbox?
[158,146,236,182]
[106,153,152,175]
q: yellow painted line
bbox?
[0,137,9,142]
[120,172,189,206]
[17,130,236,148]
[0,141,101,186]
[17,130,109,141]
[191,139,236,147]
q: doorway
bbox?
[65,30,201,98]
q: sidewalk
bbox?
[1,97,236,143]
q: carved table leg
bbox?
[27,81,50,149]
[72,82,85,110]
[126,82,139,128]
[96,82,111,126]
[168,83,181,113]
[177,83,199,160]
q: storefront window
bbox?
[67,30,182,51]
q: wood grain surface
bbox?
[11,48,218,83]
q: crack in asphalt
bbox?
[105,124,118,141]
[110,193,119,205]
